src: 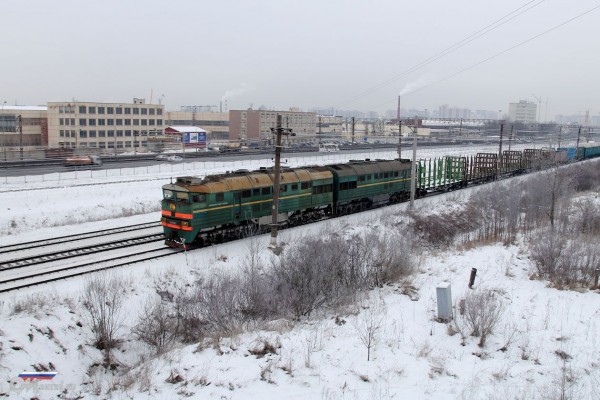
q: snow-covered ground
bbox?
[1,150,599,400]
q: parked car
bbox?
[155,154,169,161]
[167,155,183,162]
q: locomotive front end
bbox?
[160,182,202,249]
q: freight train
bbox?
[160,144,600,249]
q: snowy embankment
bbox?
[1,154,599,400]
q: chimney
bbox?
[397,95,401,121]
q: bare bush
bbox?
[132,297,178,355]
[270,230,415,319]
[531,233,600,288]
[82,273,126,366]
[409,205,480,248]
[567,159,600,193]
[461,289,504,347]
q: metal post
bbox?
[497,123,503,179]
[397,119,402,159]
[468,268,478,289]
[409,135,417,209]
[270,114,284,249]
[1,101,6,161]
[17,115,23,160]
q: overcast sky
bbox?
[2,0,599,119]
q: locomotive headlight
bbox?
[181,221,189,227]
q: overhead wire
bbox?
[366,3,600,111]
[335,0,547,109]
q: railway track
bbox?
[0,221,182,293]
[0,247,183,293]
[0,221,160,254]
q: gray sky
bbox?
[2,0,599,118]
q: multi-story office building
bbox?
[46,99,165,150]
[164,111,229,141]
[0,105,47,148]
[229,109,317,143]
[508,100,537,123]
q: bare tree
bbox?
[353,299,386,361]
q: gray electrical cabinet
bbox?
[436,283,453,321]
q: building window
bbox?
[89,130,96,137]
[88,142,97,148]
[124,119,131,125]
[141,119,147,126]
[59,118,64,125]
[125,141,131,147]
[99,142,106,148]
[125,130,132,136]
[149,119,155,126]
[59,130,64,137]
[98,130,106,137]
[157,109,162,115]
[107,107,114,114]
[115,107,122,114]
[157,119,162,125]
[141,108,147,115]
[149,108,155,115]
[79,106,86,114]
[89,119,96,126]
[116,130,123,137]
[79,130,87,138]
[116,119,122,126]
[107,131,114,137]
[133,108,139,115]
[98,107,105,114]
[98,119,105,126]
[124,107,131,114]
[133,119,139,125]
[88,106,96,114]
[116,141,123,148]
[107,119,114,126]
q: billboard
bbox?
[182,131,207,148]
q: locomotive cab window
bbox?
[175,192,189,202]
[163,190,173,200]
[301,182,310,190]
[216,193,224,202]
[291,183,298,191]
[191,194,205,203]
[261,187,271,195]
[242,190,252,199]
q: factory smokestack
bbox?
[397,95,401,121]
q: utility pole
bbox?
[576,127,581,159]
[17,115,23,160]
[497,123,504,179]
[409,133,417,210]
[269,114,292,249]
[351,117,355,144]
[397,119,402,159]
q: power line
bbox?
[335,0,547,108]
[368,3,600,111]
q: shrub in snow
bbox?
[132,297,179,355]
[531,232,600,289]
[82,273,126,366]
[460,289,504,347]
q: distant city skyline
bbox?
[2,1,599,122]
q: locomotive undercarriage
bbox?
[174,206,332,249]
